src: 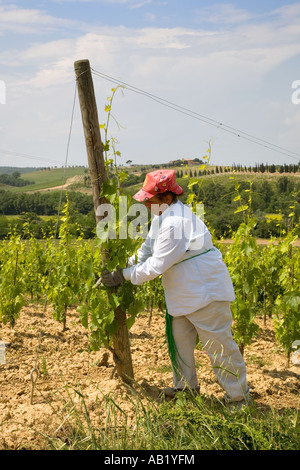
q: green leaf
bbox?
[109,293,120,310]
[78,305,89,329]
[128,298,144,317]
[187,178,198,189]
[234,205,249,214]
[106,319,119,336]
[126,315,136,330]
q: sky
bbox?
[0,0,300,169]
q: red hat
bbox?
[133,169,183,202]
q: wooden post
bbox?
[74,59,134,384]
[74,59,107,217]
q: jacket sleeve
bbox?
[123,218,189,285]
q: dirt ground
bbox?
[0,304,299,450]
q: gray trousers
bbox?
[171,301,250,402]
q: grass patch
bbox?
[153,393,299,450]
[6,167,87,192]
[10,383,298,451]
[155,364,173,374]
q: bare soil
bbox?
[0,304,299,450]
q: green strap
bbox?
[165,247,216,377]
[174,247,215,266]
[165,309,181,379]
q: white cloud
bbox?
[0,4,76,34]
[270,2,300,22]
[1,2,300,167]
[133,27,191,50]
[22,39,76,61]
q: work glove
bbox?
[96,267,125,288]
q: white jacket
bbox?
[123,200,235,316]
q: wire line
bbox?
[0,148,65,166]
[91,68,300,162]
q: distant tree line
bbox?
[121,172,146,187]
[173,163,299,178]
[0,190,95,239]
[0,190,93,216]
[176,168,216,178]
[0,171,33,187]
[140,161,299,175]
[184,175,300,239]
[0,173,299,240]
[231,163,299,174]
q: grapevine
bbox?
[0,229,25,327]
[77,87,144,352]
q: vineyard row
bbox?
[0,196,299,366]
